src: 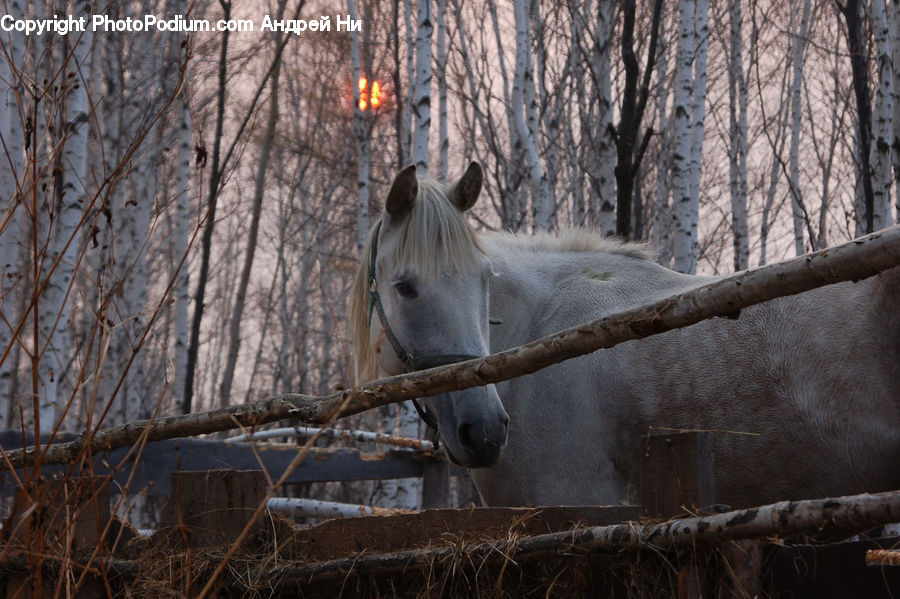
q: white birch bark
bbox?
[38,0,93,433]
[404,0,414,164]
[513,0,549,231]
[120,1,158,422]
[534,2,561,230]
[892,0,900,225]
[349,0,369,255]
[0,0,26,421]
[672,0,697,274]
[412,0,432,176]
[652,9,673,266]
[594,0,616,234]
[570,0,587,226]
[436,0,448,180]
[870,0,894,230]
[788,0,811,256]
[688,0,708,251]
[173,90,191,415]
[728,0,750,271]
[488,0,526,228]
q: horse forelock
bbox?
[348,179,482,384]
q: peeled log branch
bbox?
[253,490,900,587]
[5,225,900,470]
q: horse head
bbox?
[350,163,509,468]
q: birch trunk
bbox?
[404,0,415,164]
[892,0,900,225]
[119,0,158,422]
[593,0,616,234]
[0,0,26,423]
[436,0,448,180]
[688,0,708,246]
[870,0,894,230]
[842,0,875,236]
[350,0,369,255]
[38,0,93,433]
[488,0,525,229]
[412,0,432,176]
[173,79,191,415]
[728,0,749,270]
[513,0,549,231]
[652,9,672,265]
[392,2,409,167]
[570,0,586,226]
[787,0,811,256]
[533,2,559,230]
[672,0,697,273]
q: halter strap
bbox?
[366,221,481,433]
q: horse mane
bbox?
[483,229,653,261]
[348,179,483,384]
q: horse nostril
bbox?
[458,422,477,448]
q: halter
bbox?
[366,221,482,432]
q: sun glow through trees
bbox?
[358,77,382,110]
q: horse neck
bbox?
[486,243,703,351]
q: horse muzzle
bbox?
[437,386,509,468]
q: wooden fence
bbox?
[1,429,898,597]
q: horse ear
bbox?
[385,165,418,221]
[450,161,483,212]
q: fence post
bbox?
[159,469,266,546]
[639,431,715,518]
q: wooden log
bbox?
[158,470,266,547]
[283,505,640,562]
[254,490,900,588]
[640,431,716,518]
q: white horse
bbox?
[349,163,900,508]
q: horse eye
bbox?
[394,280,418,299]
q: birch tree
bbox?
[0,0,26,424]
[173,88,192,415]
[412,0,432,176]
[672,0,697,273]
[119,0,158,422]
[727,0,749,270]
[870,0,894,231]
[788,0,812,256]
[512,0,550,231]
[892,0,900,225]
[350,0,369,255]
[591,0,617,234]
[688,0,708,241]
[37,0,93,433]
[840,0,876,236]
[436,0,449,180]
[652,5,673,264]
